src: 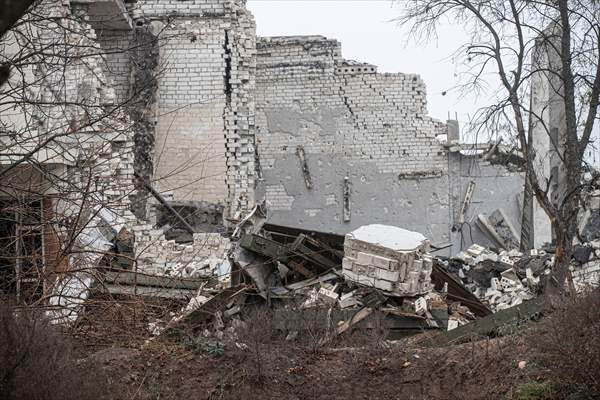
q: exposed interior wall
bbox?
[448,152,525,253]
[255,36,450,244]
[118,0,258,220]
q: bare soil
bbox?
[82,334,537,400]
[70,295,544,400]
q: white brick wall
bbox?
[132,0,229,18]
[152,23,230,203]
[255,36,447,177]
[129,1,258,218]
[96,30,135,104]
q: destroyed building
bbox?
[0,0,571,319]
[0,0,137,309]
[94,1,532,256]
[254,36,526,251]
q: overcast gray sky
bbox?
[247,0,477,124]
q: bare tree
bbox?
[0,0,142,310]
[0,0,234,332]
[398,0,600,294]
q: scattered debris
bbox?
[47,212,600,344]
[443,239,600,312]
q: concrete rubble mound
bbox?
[151,218,600,341]
[60,211,600,347]
[442,241,600,312]
[144,223,489,340]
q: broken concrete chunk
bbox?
[347,224,428,252]
[403,297,428,316]
[488,209,520,249]
[490,277,502,291]
[466,244,486,257]
[573,245,594,264]
[500,269,519,282]
[477,209,520,250]
[499,255,515,268]
[338,290,361,308]
[318,284,339,305]
[447,319,459,331]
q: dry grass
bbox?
[0,303,110,400]
[528,289,600,399]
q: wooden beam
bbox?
[134,172,195,235]
[422,297,545,347]
[102,270,208,290]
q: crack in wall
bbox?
[223,29,232,103]
[338,76,361,131]
[131,26,159,219]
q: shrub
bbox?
[528,290,600,399]
[235,307,276,382]
[512,380,555,400]
[0,303,109,400]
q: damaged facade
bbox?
[253,36,530,253]
[3,0,590,332]
[0,0,137,311]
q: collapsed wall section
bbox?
[255,36,450,244]
[448,151,525,254]
[82,0,258,278]
[122,0,257,220]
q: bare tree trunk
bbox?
[549,223,571,295]
[547,0,583,294]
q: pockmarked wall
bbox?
[89,5,527,254]
[255,36,451,245]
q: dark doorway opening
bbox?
[0,199,45,304]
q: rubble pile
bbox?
[570,241,600,291]
[145,224,485,339]
[444,240,600,312]
[92,213,600,343]
[87,196,600,341]
[222,224,481,336]
[132,223,231,280]
[444,245,538,311]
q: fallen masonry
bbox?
[442,240,600,312]
[97,216,600,345]
[141,224,487,340]
[2,0,600,348]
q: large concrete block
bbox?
[342,224,433,297]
